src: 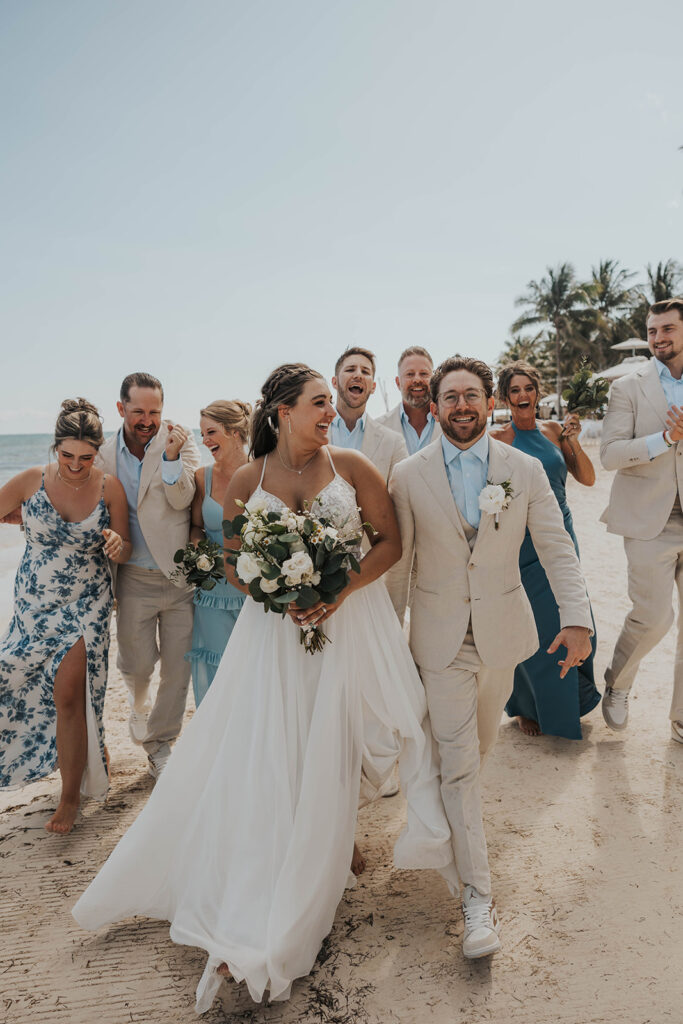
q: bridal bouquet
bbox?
[561,359,609,425]
[223,499,363,653]
[171,539,225,591]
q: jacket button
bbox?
[464,596,470,603]
[468,563,475,570]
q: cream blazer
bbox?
[376,403,443,446]
[600,359,682,540]
[360,415,408,484]
[386,437,592,673]
[99,423,201,584]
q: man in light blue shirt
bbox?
[441,430,489,529]
[377,346,442,454]
[99,372,201,780]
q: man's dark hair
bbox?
[120,372,164,404]
[648,297,683,322]
[429,355,494,403]
[334,346,377,378]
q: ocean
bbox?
[0,432,211,628]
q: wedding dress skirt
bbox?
[73,467,457,1011]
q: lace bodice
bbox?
[248,451,363,549]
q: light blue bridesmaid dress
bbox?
[506,423,600,739]
[185,465,245,706]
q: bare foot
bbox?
[351,842,366,876]
[45,799,80,834]
[217,963,232,980]
[517,716,541,737]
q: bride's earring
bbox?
[288,418,292,435]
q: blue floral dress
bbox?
[0,477,113,797]
[185,465,245,706]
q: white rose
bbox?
[260,576,280,593]
[323,526,339,540]
[246,494,269,514]
[281,550,314,585]
[478,484,507,515]
[310,571,321,585]
[242,524,266,548]
[236,551,265,584]
[196,554,214,572]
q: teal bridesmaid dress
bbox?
[185,465,245,706]
[506,423,600,738]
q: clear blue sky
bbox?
[1,0,681,433]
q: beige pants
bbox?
[115,564,194,756]
[419,635,513,897]
[606,511,683,722]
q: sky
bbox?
[1,0,681,433]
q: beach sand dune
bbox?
[1,453,681,1023]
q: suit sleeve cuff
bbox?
[645,431,669,460]
[161,452,183,484]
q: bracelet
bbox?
[663,430,673,448]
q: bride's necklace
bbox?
[56,468,92,491]
[276,446,318,476]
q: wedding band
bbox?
[321,605,326,613]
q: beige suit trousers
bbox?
[419,634,513,896]
[115,565,194,755]
[606,510,683,722]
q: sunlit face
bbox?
[280,377,336,447]
[647,310,683,364]
[397,355,433,410]
[432,369,494,447]
[332,354,376,410]
[55,439,98,482]
[116,386,163,447]
[506,374,538,414]
[200,416,234,460]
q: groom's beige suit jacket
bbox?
[599,358,682,540]
[386,437,592,673]
[99,423,200,584]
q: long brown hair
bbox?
[250,364,324,459]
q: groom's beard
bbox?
[440,407,488,446]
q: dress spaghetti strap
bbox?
[324,447,337,476]
[257,454,269,487]
[205,464,214,500]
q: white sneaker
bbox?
[671,721,683,744]
[147,748,170,780]
[129,709,150,745]
[602,687,629,731]
[462,885,501,958]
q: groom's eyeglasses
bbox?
[439,388,487,406]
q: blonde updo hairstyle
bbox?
[200,400,252,445]
[52,398,104,453]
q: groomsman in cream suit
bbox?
[386,355,592,958]
[330,346,408,483]
[377,346,442,453]
[99,372,201,779]
[600,297,683,742]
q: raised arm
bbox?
[162,425,201,509]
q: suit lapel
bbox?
[417,441,468,544]
[473,438,512,549]
[361,418,382,465]
[137,428,165,506]
[638,360,669,423]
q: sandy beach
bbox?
[1,451,681,1024]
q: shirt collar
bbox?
[118,425,154,456]
[400,406,434,428]
[655,358,680,383]
[333,411,366,432]
[441,430,489,466]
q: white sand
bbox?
[1,451,681,1023]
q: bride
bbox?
[73,363,458,1012]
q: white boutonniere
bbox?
[478,480,513,530]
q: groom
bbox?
[386,355,592,958]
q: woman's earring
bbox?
[288,418,292,434]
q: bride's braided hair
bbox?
[250,363,324,459]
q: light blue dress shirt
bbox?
[645,360,683,460]
[400,407,437,456]
[441,432,490,529]
[116,428,183,569]
[329,411,366,451]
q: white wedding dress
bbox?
[73,451,457,1012]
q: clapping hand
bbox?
[547,626,592,679]
[665,404,683,443]
[165,423,188,461]
[102,528,124,560]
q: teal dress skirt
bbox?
[185,466,245,706]
[506,423,600,739]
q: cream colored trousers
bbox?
[419,635,513,897]
[606,510,683,722]
[115,564,194,756]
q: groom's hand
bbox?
[547,626,592,679]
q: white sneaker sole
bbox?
[601,700,628,732]
[463,933,501,959]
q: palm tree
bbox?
[495,331,554,390]
[629,259,683,337]
[585,259,638,366]
[512,263,591,416]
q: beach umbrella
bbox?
[590,356,649,382]
[610,338,650,356]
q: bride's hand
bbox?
[287,594,345,628]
